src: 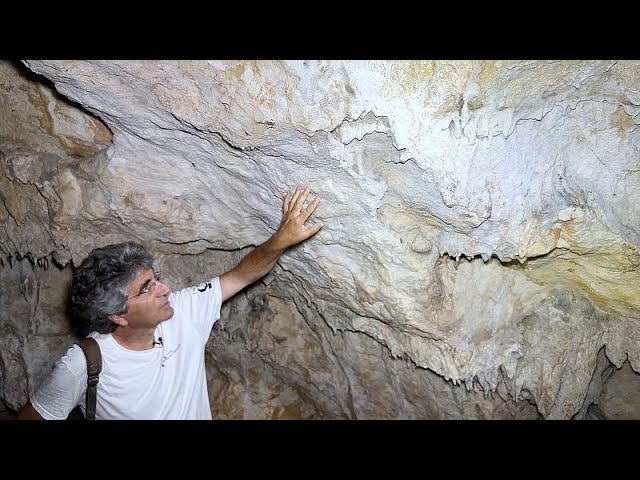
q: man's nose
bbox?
[157,280,171,296]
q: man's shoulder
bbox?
[86,332,111,350]
[169,277,221,302]
[53,341,88,379]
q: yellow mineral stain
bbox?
[271,402,301,420]
[611,106,634,135]
[386,60,435,95]
[476,60,505,88]
[26,88,54,136]
[528,252,640,315]
[560,222,576,239]
[524,213,640,316]
[406,61,435,85]
[25,85,109,156]
[86,117,112,145]
[225,61,247,82]
[467,61,506,111]
[222,61,282,110]
[575,278,610,305]
[58,135,97,158]
[433,93,464,116]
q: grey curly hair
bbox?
[69,242,155,336]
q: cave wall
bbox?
[1,60,639,419]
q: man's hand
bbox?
[272,186,323,249]
[219,186,323,302]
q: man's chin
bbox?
[161,305,175,320]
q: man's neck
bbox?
[111,328,156,351]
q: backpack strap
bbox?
[76,337,102,420]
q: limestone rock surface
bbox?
[2,60,639,418]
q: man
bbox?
[17,186,322,420]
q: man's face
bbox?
[121,267,174,328]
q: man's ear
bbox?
[109,313,128,327]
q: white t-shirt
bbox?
[31,276,222,420]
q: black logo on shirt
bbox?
[196,282,212,293]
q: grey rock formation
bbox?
[1,60,638,418]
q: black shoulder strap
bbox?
[76,337,102,420]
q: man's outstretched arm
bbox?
[220,186,323,302]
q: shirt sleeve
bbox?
[167,276,222,343]
[30,344,87,420]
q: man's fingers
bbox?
[300,196,320,221]
[281,187,321,229]
[302,222,323,240]
[287,186,301,210]
[283,187,301,213]
[292,186,310,212]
